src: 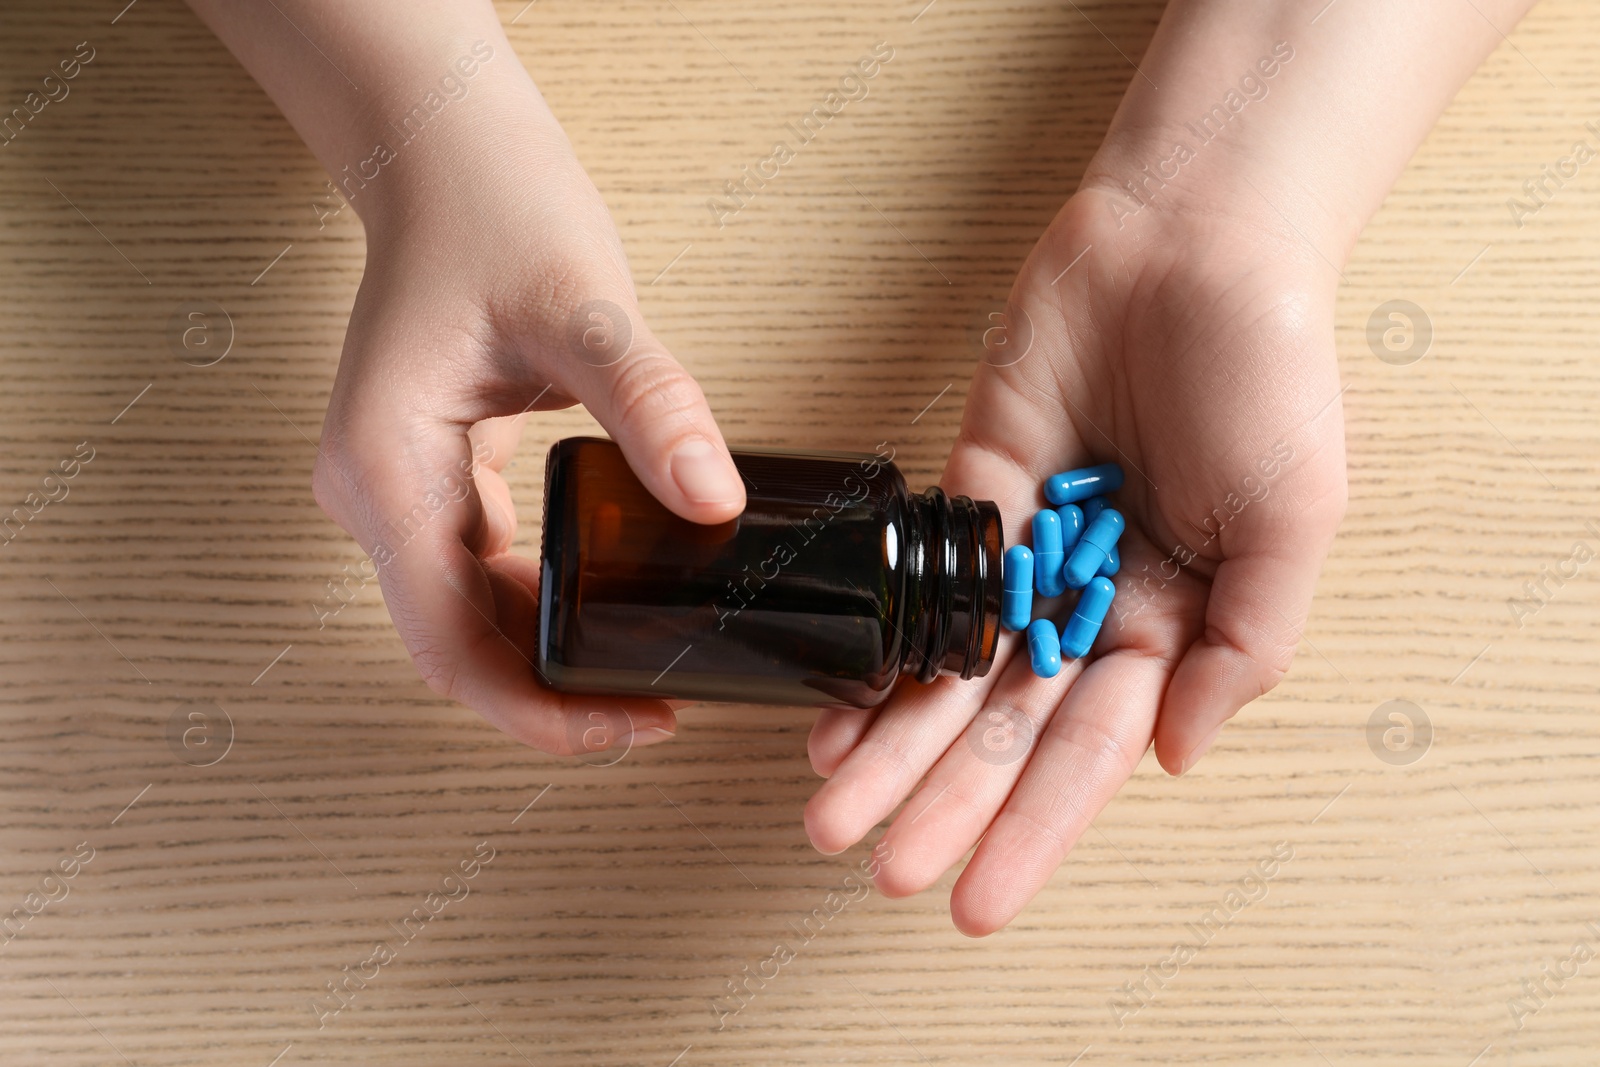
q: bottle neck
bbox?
[899,487,1003,683]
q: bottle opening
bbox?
[902,487,1003,683]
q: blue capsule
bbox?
[1001,545,1034,631]
[1056,503,1085,558]
[1076,498,1118,575]
[1064,507,1125,589]
[1044,463,1124,506]
[1060,577,1116,659]
[1032,509,1066,598]
[1026,618,1062,678]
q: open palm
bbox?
[804,186,1349,935]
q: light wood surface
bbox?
[2,1,1598,1064]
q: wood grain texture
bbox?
[0,0,1597,1064]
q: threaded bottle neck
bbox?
[899,487,1003,683]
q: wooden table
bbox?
[2,1,1597,1063]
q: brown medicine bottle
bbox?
[536,437,1003,708]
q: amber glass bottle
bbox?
[536,437,1002,708]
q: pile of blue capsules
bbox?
[1000,462,1127,678]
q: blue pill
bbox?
[1032,509,1066,598]
[1061,577,1116,659]
[1001,545,1034,631]
[1064,508,1125,589]
[1044,463,1124,506]
[1056,503,1085,557]
[1078,498,1118,575]
[1026,618,1062,678]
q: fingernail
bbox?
[1179,723,1226,775]
[628,725,677,748]
[662,699,699,711]
[670,438,742,507]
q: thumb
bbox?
[553,297,745,525]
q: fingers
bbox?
[312,404,676,756]
[570,332,746,526]
[1152,462,1347,775]
[949,648,1168,937]
[1151,543,1328,776]
[855,525,1201,904]
[807,706,881,778]
[868,651,1082,899]
[497,271,745,527]
[466,415,530,557]
[468,413,529,474]
[402,223,742,529]
[803,665,1021,855]
[803,437,1046,853]
[472,463,518,558]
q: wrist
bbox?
[312,37,564,241]
[1079,123,1362,283]
[1072,0,1538,278]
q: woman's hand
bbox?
[801,0,1538,937]
[310,98,746,753]
[802,182,1348,934]
[180,0,746,753]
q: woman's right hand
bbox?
[311,75,744,755]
